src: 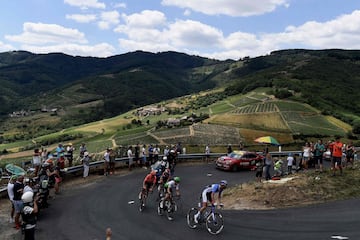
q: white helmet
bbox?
[84,151,89,156]
[21,191,34,203]
[162,156,167,161]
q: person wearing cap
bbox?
[194,180,227,223]
[66,143,75,167]
[21,191,39,240]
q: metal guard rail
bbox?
[0,151,301,195]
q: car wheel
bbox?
[232,164,239,172]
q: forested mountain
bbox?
[1,49,360,134]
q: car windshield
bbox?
[229,152,244,159]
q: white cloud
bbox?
[64,0,105,9]
[0,41,14,52]
[22,42,115,57]
[5,22,87,45]
[161,0,289,17]
[98,10,120,29]
[264,10,360,50]
[113,2,126,9]
[118,10,167,29]
[66,14,97,23]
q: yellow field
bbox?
[325,116,352,132]
[208,113,289,130]
[76,115,131,133]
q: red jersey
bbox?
[144,174,157,185]
[332,141,343,158]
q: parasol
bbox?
[254,136,280,146]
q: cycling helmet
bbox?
[151,170,157,176]
[174,176,180,183]
[21,191,34,203]
[84,151,89,157]
[220,180,228,186]
[162,156,167,161]
[46,159,53,165]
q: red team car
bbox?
[215,150,264,171]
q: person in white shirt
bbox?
[7,176,16,223]
[287,153,294,174]
[127,146,133,171]
[103,148,111,176]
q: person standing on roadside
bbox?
[79,143,87,158]
[141,144,147,168]
[66,143,75,167]
[313,139,325,172]
[264,148,272,180]
[81,151,91,178]
[21,191,39,240]
[331,137,344,176]
[7,175,16,223]
[103,148,111,176]
[127,146,133,171]
[205,144,210,163]
[345,141,355,168]
[109,148,116,175]
[13,175,24,230]
[32,148,41,177]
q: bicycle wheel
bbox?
[157,200,164,216]
[186,208,198,229]
[139,193,146,212]
[205,212,224,235]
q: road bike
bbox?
[187,204,224,235]
[157,195,180,221]
[138,188,150,212]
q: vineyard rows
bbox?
[232,102,277,114]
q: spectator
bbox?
[21,191,38,240]
[313,139,325,172]
[79,143,87,158]
[13,175,24,229]
[45,159,61,194]
[227,144,232,156]
[140,144,147,168]
[127,146,133,171]
[81,151,91,178]
[273,159,283,177]
[24,178,35,193]
[163,145,170,157]
[148,144,154,165]
[32,148,41,177]
[205,145,210,163]
[331,137,344,176]
[302,142,311,170]
[66,143,75,167]
[56,143,66,169]
[7,175,16,223]
[286,153,294,174]
[264,148,272,180]
[40,148,48,163]
[103,148,111,176]
[153,144,160,162]
[134,143,140,167]
[345,141,355,168]
[109,148,116,175]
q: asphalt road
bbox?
[35,163,360,240]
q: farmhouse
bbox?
[136,106,165,117]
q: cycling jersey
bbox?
[164,180,179,191]
[144,174,157,185]
[201,184,223,203]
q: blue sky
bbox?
[1,0,360,60]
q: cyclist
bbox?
[157,168,171,199]
[138,170,157,201]
[194,180,227,223]
[160,176,180,209]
